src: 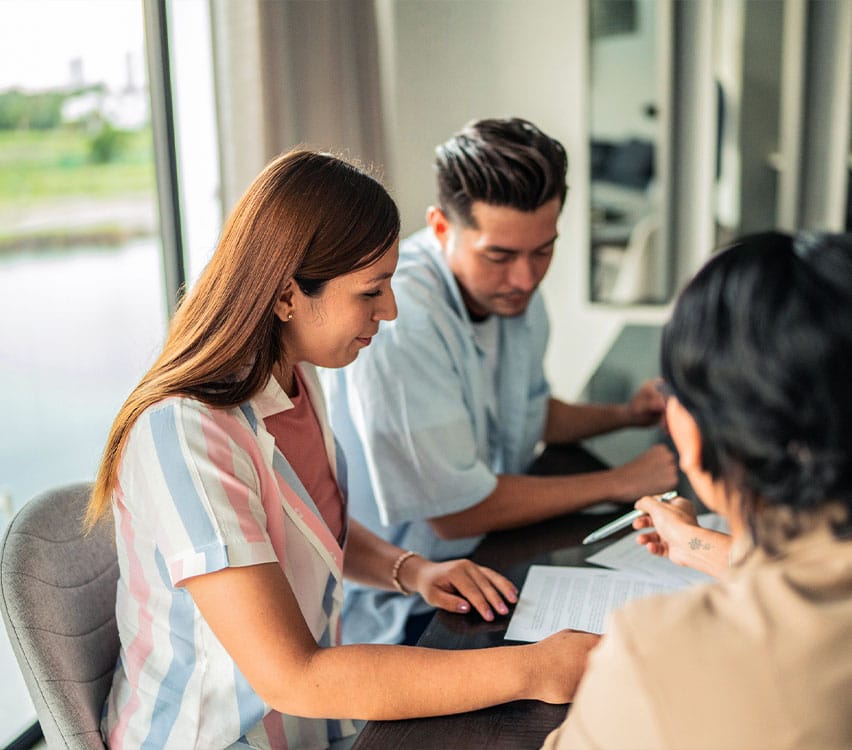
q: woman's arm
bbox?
[184,561,599,720]
[343,518,518,621]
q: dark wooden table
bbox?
[352,508,625,750]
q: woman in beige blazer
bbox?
[544,231,852,750]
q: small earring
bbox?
[287,312,293,321]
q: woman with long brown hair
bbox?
[87,150,597,749]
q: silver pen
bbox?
[581,490,679,545]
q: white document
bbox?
[505,513,730,642]
[585,512,728,586]
[504,565,681,641]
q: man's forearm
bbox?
[428,441,677,540]
[543,398,633,444]
[428,471,622,539]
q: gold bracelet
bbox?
[391,550,419,595]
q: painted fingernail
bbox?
[457,602,469,612]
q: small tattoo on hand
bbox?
[689,537,711,551]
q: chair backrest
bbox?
[0,483,118,749]
[608,213,662,304]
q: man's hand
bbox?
[625,378,667,427]
[610,444,678,502]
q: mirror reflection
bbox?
[588,0,668,305]
[712,0,782,244]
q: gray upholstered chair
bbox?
[0,483,118,749]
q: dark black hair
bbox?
[661,231,852,543]
[435,117,568,227]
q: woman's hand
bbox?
[633,495,731,578]
[522,630,601,704]
[632,494,700,563]
[400,556,518,622]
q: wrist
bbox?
[669,522,707,566]
[519,645,539,700]
[605,466,636,503]
[486,645,532,700]
[391,550,423,595]
[617,401,637,427]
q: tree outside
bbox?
[0,84,156,254]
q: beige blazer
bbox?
[543,525,852,750]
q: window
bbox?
[0,2,168,744]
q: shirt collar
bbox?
[418,232,470,320]
[252,370,296,419]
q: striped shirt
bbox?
[102,365,356,749]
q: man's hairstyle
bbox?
[435,117,568,227]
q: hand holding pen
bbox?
[582,491,679,545]
[634,494,731,578]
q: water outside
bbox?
[0,238,167,509]
[0,238,167,745]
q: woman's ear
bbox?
[273,281,296,323]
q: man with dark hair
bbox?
[323,118,676,646]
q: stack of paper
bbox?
[504,513,728,641]
[504,565,680,640]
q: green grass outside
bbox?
[0,126,155,202]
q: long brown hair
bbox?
[86,150,399,527]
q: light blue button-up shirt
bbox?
[322,228,551,644]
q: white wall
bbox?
[376,0,669,400]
